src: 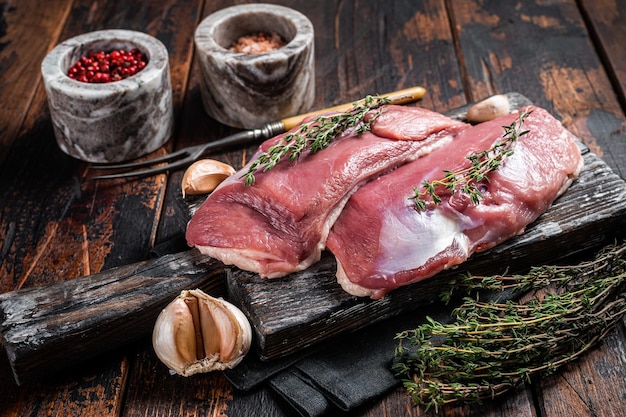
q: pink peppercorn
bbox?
[67,48,148,83]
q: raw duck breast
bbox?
[326,106,584,299]
[186,105,469,278]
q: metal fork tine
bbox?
[90,129,268,180]
[92,157,195,180]
[90,146,199,171]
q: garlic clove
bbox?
[152,297,198,375]
[466,94,511,123]
[181,159,236,197]
[152,289,252,376]
[198,298,221,357]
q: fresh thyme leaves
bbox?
[409,109,533,211]
[393,242,626,412]
[241,95,391,186]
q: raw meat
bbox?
[186,106,469,278]
[326,106,584,299]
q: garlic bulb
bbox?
[152,289,252,376]
[181,159,236,197]
[466,94,511,123]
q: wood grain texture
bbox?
[451,0,626,178]
[351,382,534,417]
[305,0,467,112]
[1,1,626,417]
[0,0,73,165]
[579,0,626,107]
[0,251,223,385]
[0,358,129,417]
[0,0,204,416]
[446,2,626,417]
[122,344,236,417]
[537,317,626,416]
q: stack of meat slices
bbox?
[186,106,469,277]
[186,104,584,299]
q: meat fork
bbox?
[90,86,426,180]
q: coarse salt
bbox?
[229,32,286,54]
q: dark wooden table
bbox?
[2,1,626,416]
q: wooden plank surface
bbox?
[0,0,73,165]
[0,251,224,385]
[445,2,626,417]
[0,0,205,416]
[1,1,626,417]
[579,0,626,107]
[453,0,626,177]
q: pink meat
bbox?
[186,106,469,278]
[326,106,584,299]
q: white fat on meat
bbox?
[377,209,470,275]
[338,208,471,297]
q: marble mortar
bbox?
[41,29,174,163]
[194,4,315,129]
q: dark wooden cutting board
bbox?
[2,93,625,385]
[225,93,626,360]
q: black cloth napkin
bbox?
[268,369,335,416]
[224,303,457,416]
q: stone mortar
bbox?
[194,4,315,129]
[41,29,174,163]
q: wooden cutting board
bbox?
[2,93,625,385]
[225,93,626,360]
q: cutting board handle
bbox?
[0,249,223,385]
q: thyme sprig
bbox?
[393,242,626,412]
[242,95,391,186]
[409,109,532,211]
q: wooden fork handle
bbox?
[280,85,426,131]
